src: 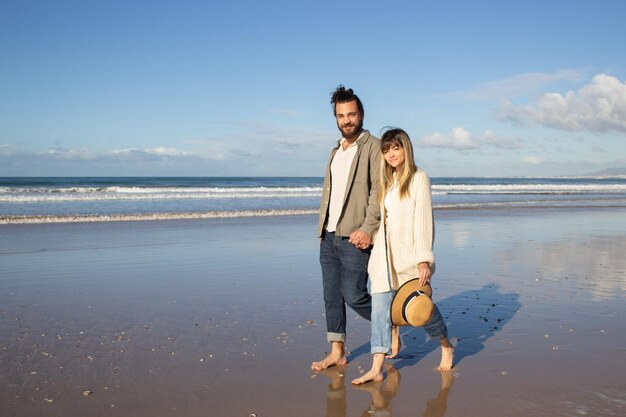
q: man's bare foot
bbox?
[436,345,454,371]
[312,351,347,371]
[318,365,347,390]
[386,326,401,358]
[351,368,384,385]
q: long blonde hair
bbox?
[379,128,417,204]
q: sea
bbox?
[1,176,626,224]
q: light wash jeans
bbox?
[371,290,448,354]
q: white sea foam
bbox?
[2,183,624,203]
[0,209,320,224]
[0,186,323,202]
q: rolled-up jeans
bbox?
[320,231,372,343]
[371,290,448,354]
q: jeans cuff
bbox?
[428,331,448,341]
[327,332,346,343]
[371,346,390,355]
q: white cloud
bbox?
[522,156,544,165]
[497,74,626,134]
[419,127,478,150]
[2,121,338,176]
[228,148,261,158]
[0,144,221,176]
[483,130,522,149]
[107,147,196,160]
[273,139,303,155]
[446,69,585,100]
[417,128,521,151]
[46,148,96,160]
[4,145,204,163]
[0,144,17,155]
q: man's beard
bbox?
[338,120,363,140]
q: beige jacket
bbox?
[317,130,381,238]
[368,169,435,294]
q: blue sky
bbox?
[1,0,625,177]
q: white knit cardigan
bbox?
[367,168,435,294]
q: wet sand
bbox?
[1,208,625,417]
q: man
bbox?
[312,85,381,371]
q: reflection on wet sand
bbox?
[493,233,626,300]
[319,364,454,417]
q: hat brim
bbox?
[391,279,434,326]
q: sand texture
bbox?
[1,208,625,417]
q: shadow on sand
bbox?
[347,283,521,370]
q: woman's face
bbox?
[383,143,405,171]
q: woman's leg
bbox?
[352,292,393,384]
[352,353,385,384]
[423,304,454,371]
[387,325,401,358]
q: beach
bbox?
[1,207,625,417]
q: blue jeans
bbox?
[320,231,372,342]
[371,290,448,354]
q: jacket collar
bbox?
[334,129,369,148]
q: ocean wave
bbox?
[0,188,323,202]
[0,209,320,224]
[2,183,625,203]
[433,183,626,194]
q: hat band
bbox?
[401,290,425,323]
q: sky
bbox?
[1,0,625,177]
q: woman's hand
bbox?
[418,262,431,286]
[348,229,371,249]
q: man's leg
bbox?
[313,232,348,371]
[337,236,372,321]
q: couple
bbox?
[312,85,454,384]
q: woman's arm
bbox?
[412,170,435,285]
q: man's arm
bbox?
[349,141,381,248]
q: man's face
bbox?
[335,100,363,140]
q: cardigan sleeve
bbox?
[412,170,435,266]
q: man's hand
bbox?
[348,230,372,250]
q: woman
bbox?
[352,128,454,385]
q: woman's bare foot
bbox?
[352,353,385,385]
[386,326,401,358]
[312,342,347,371]
[439,368,454,390]
[437,345,454,371]
[351,368,384,385]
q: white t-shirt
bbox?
[325,136,360,232]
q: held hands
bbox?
[348,230,372,250]
[418,262,431,286]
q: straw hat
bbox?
[390,279,434,327]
